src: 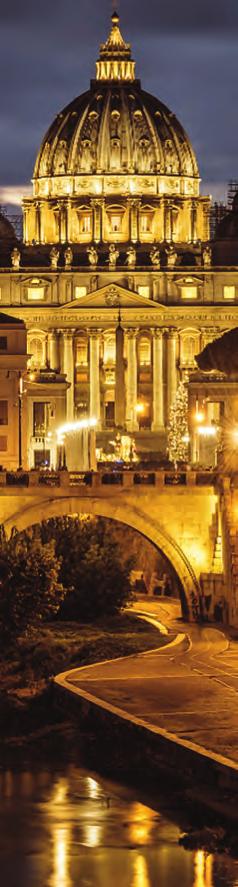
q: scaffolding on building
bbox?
[0,205,23,241]
[227,180,238,210]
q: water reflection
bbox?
[50,825,72,887]
[0,766,237,887]
[193,851,213,887]
[132,855,150,887]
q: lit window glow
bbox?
[75,286,87,299]
[223,285,235,300]
[28,287,45,301]
[181,286,198,300]
[138,286,150,299]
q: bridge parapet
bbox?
[0,468,218,490]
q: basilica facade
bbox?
[0,12,238,470]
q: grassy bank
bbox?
[0,612,172,748]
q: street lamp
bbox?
[18,373,23,470]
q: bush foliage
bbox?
[0,517,134,639]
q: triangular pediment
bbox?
[60,283,166,311]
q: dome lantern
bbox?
[96,12,136,82]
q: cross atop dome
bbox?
[96,12,136,81]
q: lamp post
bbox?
[18,373,23,470]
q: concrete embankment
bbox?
[54,606,238,821]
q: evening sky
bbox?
[0,0,237,206]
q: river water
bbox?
[0,765,237,887]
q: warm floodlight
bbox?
[135,403,144,414]
[194,411,205,423]
[56,417,97,439]
[197,425,217,437]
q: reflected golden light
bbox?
[132,855,150,887]
[83,823,103,847]
[129,802,155,845]
[49,825,72,887]
[50,778,68,807]
[193,849,214,887]
[87,776,101,799]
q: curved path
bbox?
[55,599,238,769]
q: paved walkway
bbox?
[56,599,238,770]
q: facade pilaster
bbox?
[89,331,101,427]
[152,329,164,431]
[167,329,178,418]
[126,329,138,431]
[63,330,75,420]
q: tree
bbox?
[167,379,189,467]
[38,516,134,620]
[0,527,64,641]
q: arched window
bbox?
[104,335,116,364]
[138,337,151,366]
[181,333,200,367]
[75,337,88,366]
[28,337,45,369]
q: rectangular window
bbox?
[0,337,7,350]
[223,285,235,300]
[27,287,45,301]
[140,214,151,234]
[0,436,7,451]
[75,287,87,299]
[181,286,198,300]
[0,401,8,425]
[138,286,150,299]
[33,402,49,436]
[80,215,91,234]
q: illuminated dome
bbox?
[33,13,199,190]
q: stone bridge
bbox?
[0,467,227,620]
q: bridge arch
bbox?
[3,494,200,617]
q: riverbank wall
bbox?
[54,674,238,823]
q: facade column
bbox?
[115,320,125,428]
[165,201,172,242]
[89,332,101,428]
[191,200,198,242]
[36,202,41,243]
[126,329,138,431]
[152,276,161,301]
[48,330,60,371]
[63,330,75,421]
[152,329,164,431]
[130,200,139,243]
[167,329,178,419]
[23,206,29,243]
[92,200,102,242]
[66,199,71,242]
